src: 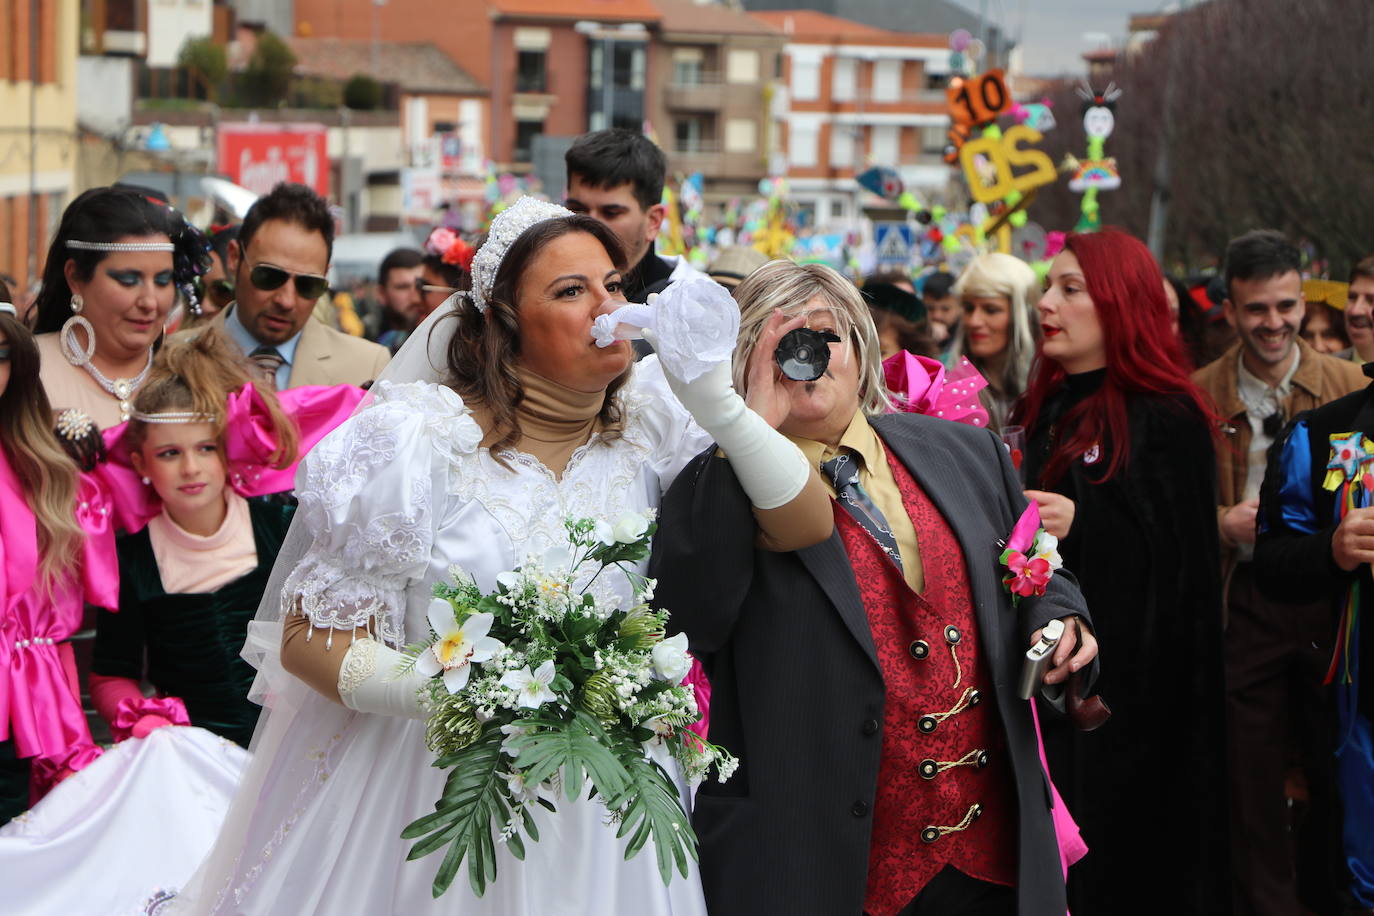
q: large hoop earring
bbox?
[70,293,84,314]
[60,314,96,367]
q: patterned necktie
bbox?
[249,346,284,389]
[820,450,903,572]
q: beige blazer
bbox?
[211,306,391,389]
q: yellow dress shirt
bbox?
[788,411,925,595]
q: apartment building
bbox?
[648,0,784,214]
[1,0,78,293]
[752,10,952,229]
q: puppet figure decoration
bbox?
[1064,84,1123,231]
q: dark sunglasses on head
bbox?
[249,263,329,301]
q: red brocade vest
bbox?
[836,447,1017,916]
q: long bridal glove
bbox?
[645,341,810,511]
[337,637,432,720]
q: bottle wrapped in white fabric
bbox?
[592,276,739,384]
[605,276,810,512]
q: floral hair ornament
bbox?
[424,226,475,271]
[1000,502,1062,604]
[468,197,573,314]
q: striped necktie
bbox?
[249,346,284,389]
[820,449,903,572]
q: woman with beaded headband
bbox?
[89,328,299,752]
[0,291,118,823]
[33,187,211,428]
[166,197,832,915]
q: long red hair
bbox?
[1013,228,1217,486]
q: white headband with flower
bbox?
[469,197,574,314]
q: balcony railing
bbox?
[665,75,724,110]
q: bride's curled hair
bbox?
[444,214,631,461]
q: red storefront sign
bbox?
[218,124,329,198]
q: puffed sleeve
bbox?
[281,381,483,648]
[622,355,713,494]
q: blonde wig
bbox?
[950,252,1041,416]
[732,261,894,415]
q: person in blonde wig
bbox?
[653,257,1098,916]
[731,260,893,417]
[950,253,1041,430]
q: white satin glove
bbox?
[337,637,432,720]
[643,333,809,511]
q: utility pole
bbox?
[1146,4,1188,261]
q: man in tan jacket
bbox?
[1192,230,1365,916]
[215,182,390,389]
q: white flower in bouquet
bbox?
[595,512,652,546]
[652,632,692,682]
[414,600,504,693]
[500,660,558,709]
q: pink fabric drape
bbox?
[98,383,367,533]
[0,451,116,796]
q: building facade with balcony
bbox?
[3,0,78,294]
[751,9,953,230]
[648,0,784,215]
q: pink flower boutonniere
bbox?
[1000,502,1063,604]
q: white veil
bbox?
[169,193,723,911]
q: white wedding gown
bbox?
[168,362,713,915]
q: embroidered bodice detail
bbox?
[283,364,706,650]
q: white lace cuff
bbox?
[283,555,408,647]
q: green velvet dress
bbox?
[93,502,293,749]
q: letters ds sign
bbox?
[218,124,329,198]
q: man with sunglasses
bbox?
[214,183,390,389]
[1192,230,1365,916]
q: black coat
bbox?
[1023,374,1229,915]
[1255,378,1374,711]
[651,411,1095,916]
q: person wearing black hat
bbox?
[863,276,936,359]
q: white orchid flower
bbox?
[652,632,692,682]
[414,600,503,694]
[495,570,521,592]
[499,659,558,708]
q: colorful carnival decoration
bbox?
[1063,84,1123,232]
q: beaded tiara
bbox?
[131,410,215,424]
[67,240,175,253]
[469,197,574,314]
[0,303,15,317]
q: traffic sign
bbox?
[874,222,914,269]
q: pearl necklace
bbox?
[74,350,153,422]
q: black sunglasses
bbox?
[207,279,235,303]
[249,263,329,301]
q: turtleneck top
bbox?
[147,490,257,594]
[473,367,609,478]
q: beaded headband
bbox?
[469,197,574,314]
[0,303,15,317]
[131,410,215,424]
[67,240,175,253]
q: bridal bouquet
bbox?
[399,513,736,898]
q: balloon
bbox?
[950,29,972,51]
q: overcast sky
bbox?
[950,0,1164,75]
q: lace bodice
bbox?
[282,359,709,648]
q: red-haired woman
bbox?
[1013,228,1228,915]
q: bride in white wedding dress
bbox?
[166,198,832,915]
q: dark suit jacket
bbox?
[651,411,1095,916]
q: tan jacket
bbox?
[211,305,391,388]
[1192,337,1366,577]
